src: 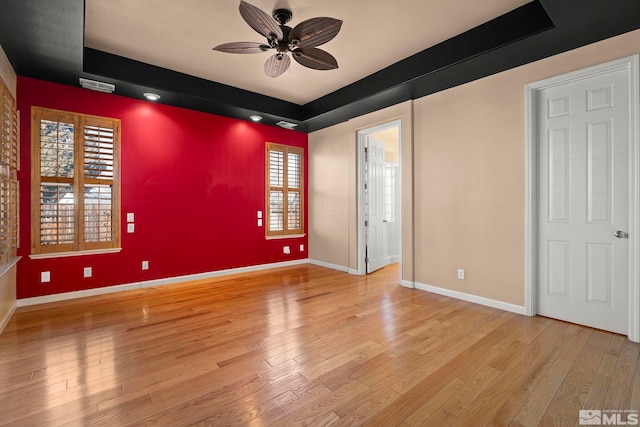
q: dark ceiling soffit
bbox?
[301,1,553,122]
[302,0,640,132]
[83,48,304,123]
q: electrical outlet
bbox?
[142,260,149,270]
[41,271,51,283]
[283,246,290,254]
[127,212,135,222]
[457,269,465,280]
[83,267,92,278]
[300,244,305,252]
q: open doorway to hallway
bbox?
[357,120,402,275]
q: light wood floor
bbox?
[1,264,639,426]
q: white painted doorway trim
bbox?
[357,119,402,276]
[524,55,640,342]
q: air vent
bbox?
[276,121,298,130]
[79,78,115,94]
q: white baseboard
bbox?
[0,302,16,334]
[414,282,526,315]
[308,259,349,273]
[400,280,415,288]
[17,259,309,307]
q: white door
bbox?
[538,67,630,334]
[366,137,386,273]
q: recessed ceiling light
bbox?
[250,115,262,122]
[143,92,161,101]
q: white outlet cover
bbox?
[127,212,135,222]
[142,260,149,270]
[127,223,135,233]
[457,269,465,279]
[83,267,92,278]
[257,211,262,219]
[283,246,290,254]
[300,244,305,251]
[257,219,263,227]
[41,271,50,283]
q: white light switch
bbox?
[127,212,135,222]
[127,223,135,233]
[257,219,263,227]
[257,211,262,219]
[300,244,305,252]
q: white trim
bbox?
[17,259,308,307]
[525,55,640,342]
[348,268,360,276]
[400,280,415,288]
[0,302,16,335]
[30,248,122,259]
[308,259,349,273]
[265,234,306,240]
[415,282,526,315]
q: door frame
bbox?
[524,55,640,342]
[357,119,402,275]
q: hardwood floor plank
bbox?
[0,264,637,426]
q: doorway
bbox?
[357,120,402,275]
[524,55,640,341]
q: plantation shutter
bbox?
[266,143,304,236]
[0,80,18,265]
[32,107,120,255]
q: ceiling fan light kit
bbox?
[213,1,343,77]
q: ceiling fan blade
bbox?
[239,1,283,41]
[290,17,343,48]
[213,42,271,54]
[264,53,290,77]
[293,48,338,70]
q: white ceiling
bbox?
[85,0,529,105]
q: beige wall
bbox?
[0,43,16,98]
[309,101,414,281]
[309,28,640,307]
[0,264,17,333]
[308,122,351,269]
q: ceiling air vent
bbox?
[276,121,298,130]
[79,78,115,93]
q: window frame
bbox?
[0,78,19,267]
[266,142,304,237]
[31,107,121,256]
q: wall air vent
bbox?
[276,121,298,130]
[79,78,115,93]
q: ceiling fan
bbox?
[213,1,343,77]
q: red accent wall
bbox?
[17,77,308,299]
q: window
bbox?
[31,107,120,255]
[0,78,19,266]
[266,143,304,236]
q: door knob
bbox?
[614,230,628,239]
